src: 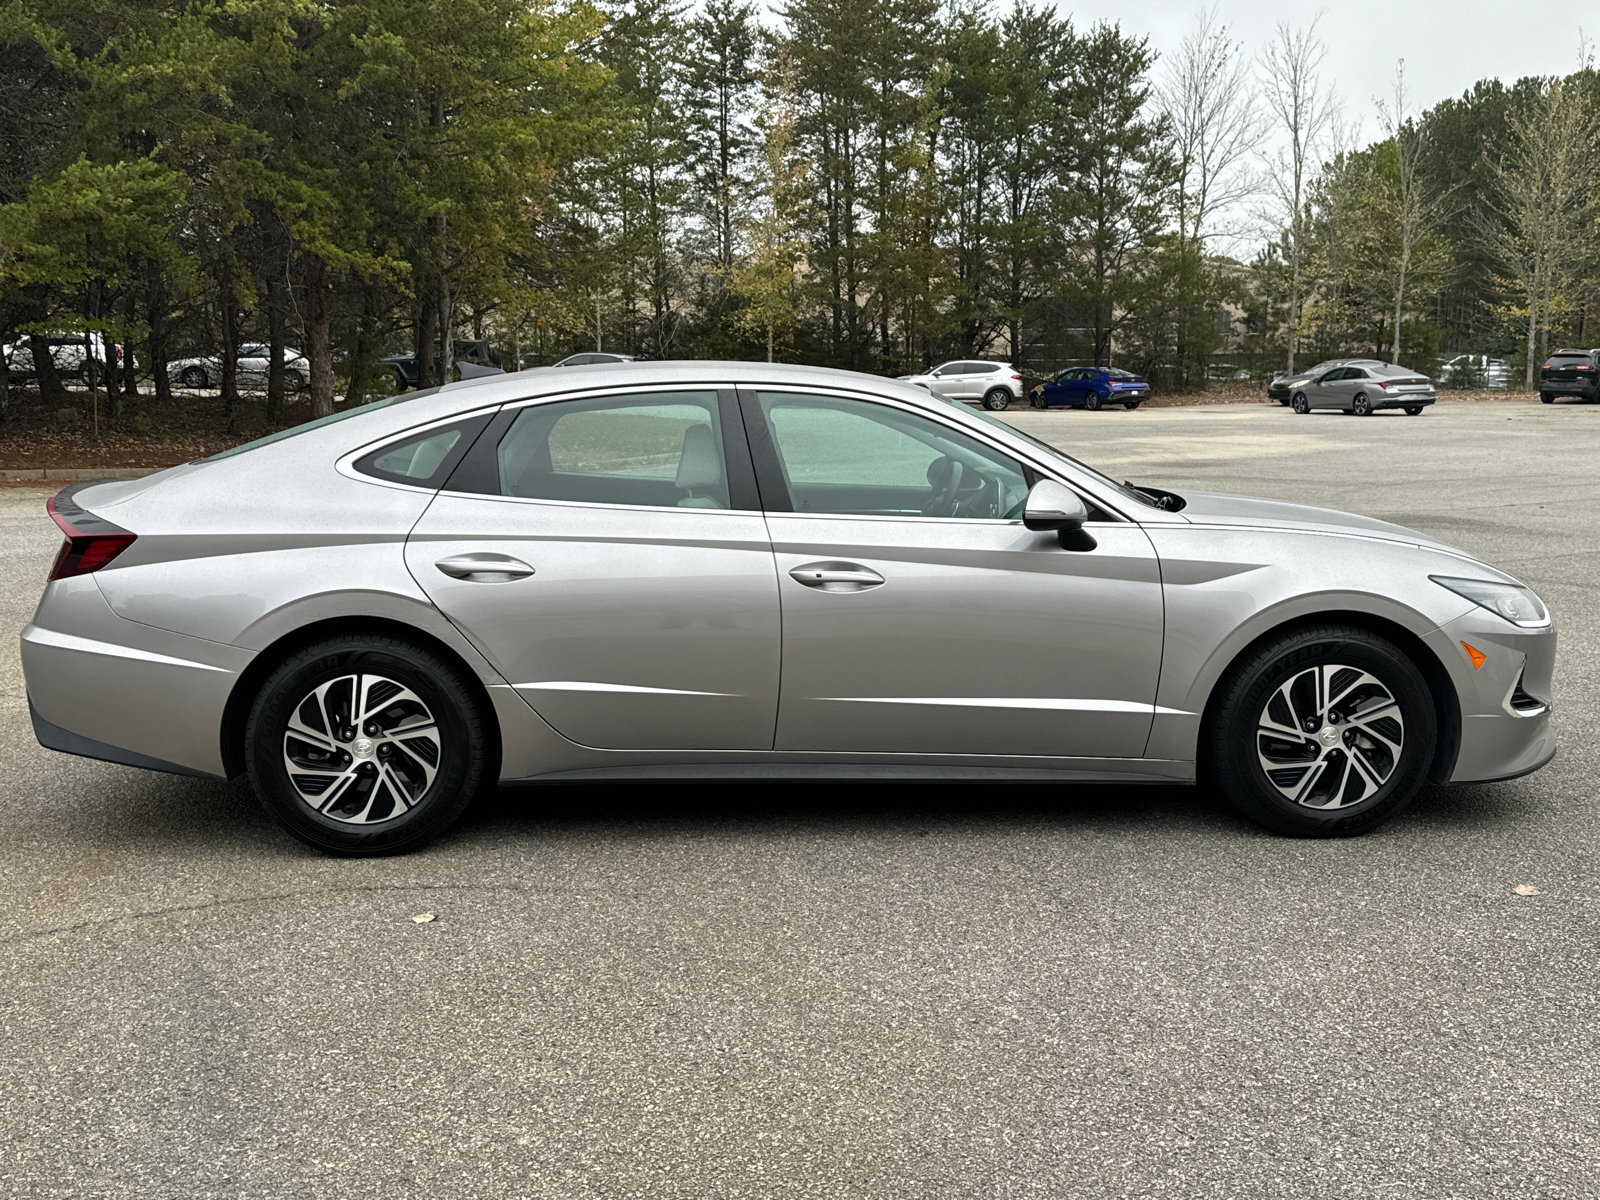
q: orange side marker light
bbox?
[1461,642,1486,669]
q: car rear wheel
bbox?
[245,634,489,856]
[1206,624,1436,837]
[982,387,1011,411]
[1404,406,1424,416]
[180,366,209,389]
[284,369,307,391]
[1123,401,1140,410]
[1085,392,1102,411]
[1291,393,1309,414]
[1540,392,1554,404]
[1351,393,1373,416]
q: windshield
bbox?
[949,400,1161,509]
[206,392,430,461]
[1103,368,1138,379]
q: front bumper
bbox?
[1428,607,1556,784]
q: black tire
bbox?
[982,387,1011,411]
[1123,401,1139,410]
[1404,405,1424,416]
[1352,392,1373,416]
[1540,392,1554,404]
[285,369,307,391]
[245,634,490,856]
[1291,393,1309,414]
[80,360,104,387]
[181,366,209,389]
[1085,392,1102,411]
[1206,624,1436,837]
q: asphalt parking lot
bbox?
[3,399,1599,1199]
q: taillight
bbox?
[49,534,136,580]
[1011,374,1022,380]
[45,494,135,580]
[114,344,124,361]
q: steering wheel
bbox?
[922,456,998,518]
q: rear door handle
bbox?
[435,553,536,582]
[788,562,884,592]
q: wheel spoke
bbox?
[281,671,441,826]
[1256,662,1406,811]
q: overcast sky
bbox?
[1064,0,1593,144]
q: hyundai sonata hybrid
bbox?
[23,362,1554,855]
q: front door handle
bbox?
[435,553,536,582]
[789,562,884,593]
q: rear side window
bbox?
[494,391,731,509]
[353,415,490,488]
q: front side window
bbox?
[752,391,1029,520]
[496,391,729,509]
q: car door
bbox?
[924,362,962,401]
[741,387,1166,759]
[1308,367,1349,409]
[404,387,782,751]
[237,344,269,386]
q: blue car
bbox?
[1031,366,1151,410]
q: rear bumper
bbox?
[21,575,250,777]
[1541,383,1598,399]
[1375,394,1435,409]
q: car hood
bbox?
[1172,489,1464,552]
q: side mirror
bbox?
[1023,480,1096,551]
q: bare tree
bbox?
[1257,17,1336,375]
[1481,76,1596,387]
[1160,6,1264,253]
[1375,61,1458,365]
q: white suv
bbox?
[899,360,1024,410]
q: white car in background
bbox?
[1440,354,1509,391]
[899,360,1024,411]
[4,333,132,384]
[168,343,309,391]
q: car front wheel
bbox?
[1291,393,1309,414]
[181,366,209,389]
[245,634,489,856]
[1206,624,1436,837]
[982,387,1011,411]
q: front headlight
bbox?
[1431,575,1550,628]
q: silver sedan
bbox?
[23,362,1553,854]
[1290,363,1438,415]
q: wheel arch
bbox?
[219,615,503,782]
[1195,609,1461,785]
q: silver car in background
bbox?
[1290,363,1437,416]
[22,362,1553,855]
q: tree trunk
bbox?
[1524,293,1538,390]
[266,273,287,424]
[122,290,139,406]
[343,285,374,407]
[29,334,66,406]
[218,258,241,433]
[302,252,334,418]
[416,281,439,391]
[1390,253,1408,365]
[149,280,172,403]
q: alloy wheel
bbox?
[181,367,208,389]
[281,672,442,824]
[1256,663,1404,810]
[1352,393,1372,416]
[1291,394,1309,414]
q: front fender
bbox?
[1143,526,1476,761]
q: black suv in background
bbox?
[382,339,501,390]
[1540,349,1599,403]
